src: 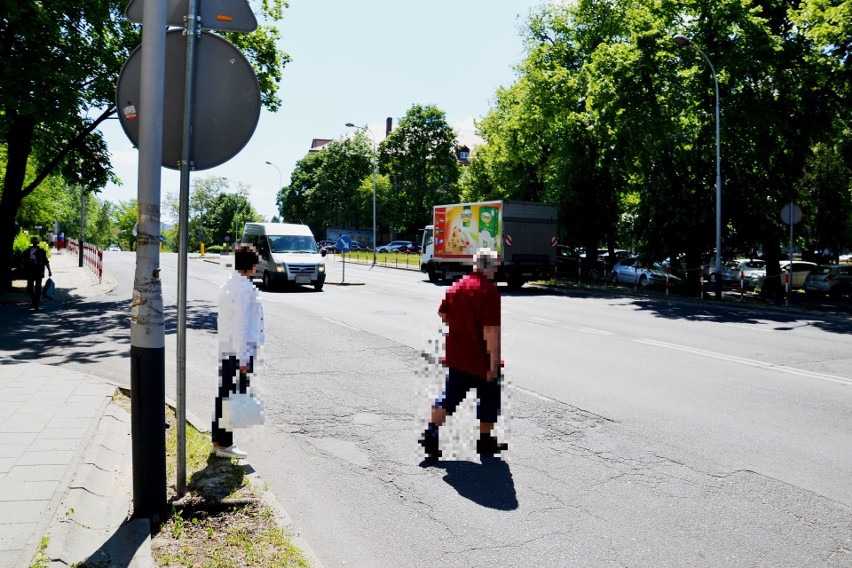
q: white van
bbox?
[241,223,326,291]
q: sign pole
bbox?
[130,0,167,519]
[176,0,200,498]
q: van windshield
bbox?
[268,235,317,254]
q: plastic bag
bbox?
[42,277,56,300]
[220,390,264,430]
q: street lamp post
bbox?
[346,122,377,266]
[265,160,282,207]
[673,34,722,300]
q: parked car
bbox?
[107,243,122,251]
[376,240,413,253]
[710,259,766,288]
[804,264,852,298]
[777,260,817,290]
[610,257,680,288]
[556,245,581,276]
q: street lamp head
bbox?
[264,160,272,165]
[672,34,691,47]
[345,122,356,128]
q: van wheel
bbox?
[263,271,273,290]
[314,282,324,291]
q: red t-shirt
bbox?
[440,272,501,377]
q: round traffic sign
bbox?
[336,235,352,252]
[116,30,261,170]
[780,203,803,225]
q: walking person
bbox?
[24,237,51,311]
[212,243,264,459]
[420,247,507,461]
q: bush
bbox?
[205,245,225,254]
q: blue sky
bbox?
[101,0,545,221]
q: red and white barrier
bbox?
[67,239,103,283]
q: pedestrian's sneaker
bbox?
[476,434,507,457]
[419,430,441,461]
[214,444,247,459]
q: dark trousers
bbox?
[212,355,252,447]
[26,276,42,308]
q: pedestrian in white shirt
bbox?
[212,243,264,459]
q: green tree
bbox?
[380,105,461,235]
[796,143,852,262]
[112,199,138,250]
[165,176,230,252]
[0,0,290,287]
[277,135,374,237]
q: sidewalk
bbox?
[0,250,151,567]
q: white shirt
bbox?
[217,272,264,363]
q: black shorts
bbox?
[436,367,501,423]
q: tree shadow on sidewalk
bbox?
[427,458,518,510]
[0,292,217,366]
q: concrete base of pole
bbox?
[130,345,167,520]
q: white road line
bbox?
[530,317,558,324]
[510,384,555,402]
[575,327,614,336]
[635,338,852,386]
[322,317,362,331]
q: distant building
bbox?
[309,138,333,153]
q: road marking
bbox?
[510,384,555,402]
[322,317,361,331]
[635,338,852,386]
[530,317,558,324]
[574,327,614,336]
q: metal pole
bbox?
[673,36,722,300]
[130,0,167,520]
[79,187,85,268]
[176,0,199,498]
[372,153,377,267]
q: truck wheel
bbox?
[314,282,324,291]
[263,271,273,290]
[427,264,440,283]
[508,274,524,290]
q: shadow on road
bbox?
[426,459,518,511]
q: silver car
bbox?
[610,258,680,288]
[804,264,852,298]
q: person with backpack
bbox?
[24,237,51,311]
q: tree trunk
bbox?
[0,114,36,289]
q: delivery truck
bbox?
[420,200,558,288]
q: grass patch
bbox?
[131,394,311,568]
[28,536,49,568]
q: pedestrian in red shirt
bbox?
[419,248,506,461]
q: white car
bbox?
[777,261,817,290]
[107,244,122,251]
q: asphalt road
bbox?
[8,251,851,567]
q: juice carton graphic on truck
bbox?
[434,201,503,258]
[423,200,558,288]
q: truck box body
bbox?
[421,201,557,287]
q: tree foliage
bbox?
[164,177,260,251]
[464,0,851,295]
[380,105,461,234]
[0,0,290,287]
